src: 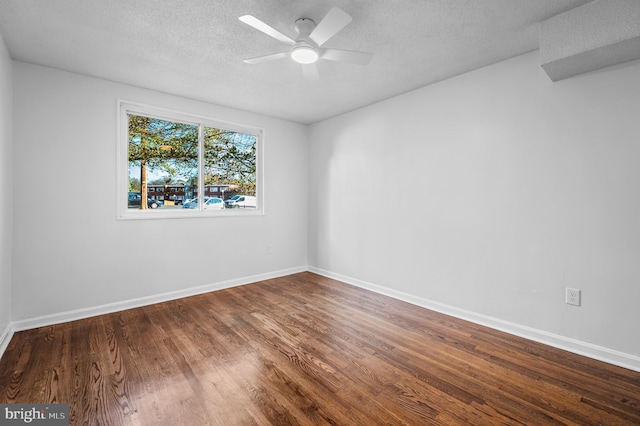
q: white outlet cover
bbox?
[566,287,581,306]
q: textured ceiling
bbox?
[0,0,592,124]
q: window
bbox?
[118,101,262,219]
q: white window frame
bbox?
[117,100,264,220]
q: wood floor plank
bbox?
[1,272,639,425]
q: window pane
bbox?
[127,114,198,210]
[203,127,257,208]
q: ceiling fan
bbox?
[239,7,372,81]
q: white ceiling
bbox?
[0,0,592,124]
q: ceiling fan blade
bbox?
[239,15,296,45]
[309,7,352,46]
[321,49,372,65]
[301,63,320,81]
[243,52,289,64]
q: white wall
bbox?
[309,51,640,363]
[12,62,308,321]
[0,32,12,340]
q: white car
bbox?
[182,197,224,210]
[203,197,224,210]
[224,195,256,208]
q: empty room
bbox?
[1,1,639,424]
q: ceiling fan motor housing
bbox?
[294,18,317,42]
[291,18,319,64]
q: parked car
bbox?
[148,199,163,209]
[224,195,241,207]
[182,198,198,209]
[203,197,224,210]
[181,198,197,208]
[128,192,163,209]
[224,195,256,208]
[182,197,224,210]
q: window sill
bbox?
[117,208,264,220]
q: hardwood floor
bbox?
[1,272,639,425]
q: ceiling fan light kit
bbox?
[291,46,319,64]
[239,7,372,80]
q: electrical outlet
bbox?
[565,288,581,306]
[266,244,273,255]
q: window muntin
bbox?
[118,102,262,219]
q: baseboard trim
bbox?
[308,266,640,373]
[7,266,639,373]
[11,266,307,333]
[0,322,13,360]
